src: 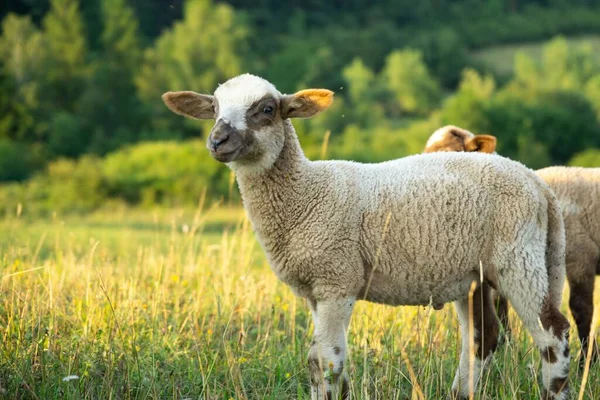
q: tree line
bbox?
[1,0,600,214]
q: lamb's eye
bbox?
[263,106,273,114]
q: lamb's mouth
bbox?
[211,147,241,163]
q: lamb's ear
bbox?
[465,134,497,153]
[161,91,215,119]
[281,89,334,118]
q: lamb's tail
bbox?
[542,182,567,309]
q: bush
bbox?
[102,140,228,206]
[0,139,237,215]
[0,139,32,181]
[47,156,107,211]
[0,182,25,215]
[328,118,440,163]
[440,69,496,132]
[48,112,88,157]
[569,149,600,167]
[23,156,107,214]
[381,49,442,116]
[462,89,600,168]
[410,27,469,88]
[528,91,600,163]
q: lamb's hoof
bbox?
[577,347,599,370]
[447,391,468,400]
[541,388,569,400]
[496,331,511,348]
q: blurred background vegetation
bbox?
[2,0,600,215]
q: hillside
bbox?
[472,34,600,77]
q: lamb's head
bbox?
[424,125,497,154]
[161,74,333,170]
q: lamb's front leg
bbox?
[451,283,499,399]
[308,297,355,400]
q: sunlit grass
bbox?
[0,207,599,399]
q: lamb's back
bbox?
[537,166,600,247]
[333,152,548,306]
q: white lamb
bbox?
[162,74,570,399]
[425,125,600,363]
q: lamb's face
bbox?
[424,125,497,154]
[210,74,286,166]
[162,74,334,171]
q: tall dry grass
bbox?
[0,205,598,399]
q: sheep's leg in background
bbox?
[565,234,599,364]
[308,297,355,400]
[451,283,499,399]
[492,290,511,338]
[569,277,597,364]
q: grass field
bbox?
[1,205,599,399]
[471,34,600,78]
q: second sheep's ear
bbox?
[162,91,215,119]
[282,89,334,119]
[465,134,497,153]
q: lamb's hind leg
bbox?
[502,286,570,399]
[492,290,511,338]
[451,283,499,399]
[568,269,597,364]
[565,236,599,363]
[308,297,355,400]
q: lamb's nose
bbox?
[210,134,229,150]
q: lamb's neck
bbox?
[235,120,310,230]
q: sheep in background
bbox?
[425,125,599,362]
[162,74,570,400]
[424,125,497,155]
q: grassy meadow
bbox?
[1,204,599,399]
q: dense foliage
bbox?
[2,0,600,213]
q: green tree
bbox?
[0,71,32,142]
[532,91,600,164]
[47,112,86,157]
[511,51,541,97]
[440,69,496,132]
[79,0,146,155]
[584,74,600,120]
[258,11,335,93]
[569,149,600,167]
[539,37,597,91]
[42,0,88,112]
[485,90,600,167]
[411,27,468,87]
[0,14,45,90]
[0,14,46,142]
[101,0,140,68]
[381,49,441,116]
[512,37,599,95]
[341,58,385,129]
[344,58,374,102]
[136,0,247,136]
[483,94,552,169]
[0,139,31,181]
[266,37,334,94]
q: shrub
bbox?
[48,112,88,157]
[569,149,600,167]
[0,139,32,181]
[24,156,107,214]
[102,140,228,206]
